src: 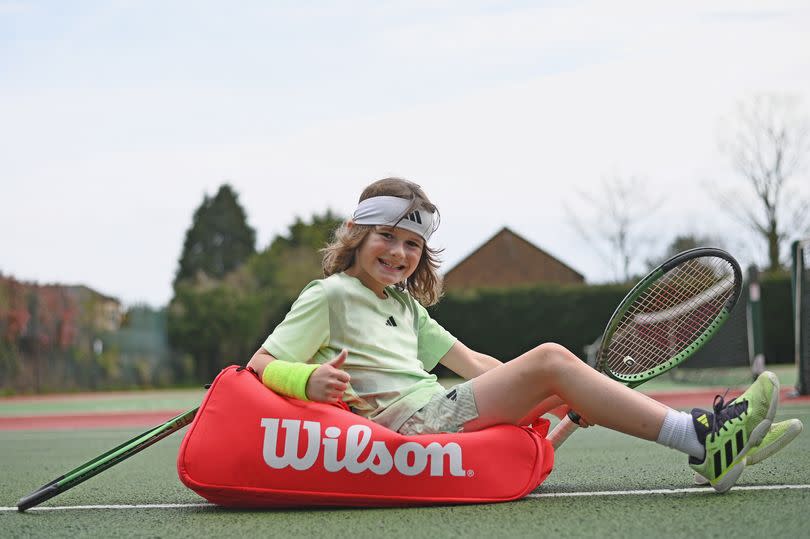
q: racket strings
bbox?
[611,273,726,372]
[604,258,735,376]
[608,260,732,373]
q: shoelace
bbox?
[709,391,748,441]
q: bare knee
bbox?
[524,342,581,379]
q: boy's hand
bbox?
[306,349,351,403]
[547,405,592,428]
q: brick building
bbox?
[442,227,584,291]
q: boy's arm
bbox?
[247,347,276,379]
[246,347,350,403]
[438,341,502,380]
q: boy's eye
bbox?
[406,241,422,248]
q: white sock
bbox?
[656,409,705,460]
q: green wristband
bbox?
[262,360,319,400]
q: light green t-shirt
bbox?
[262,272,456,431]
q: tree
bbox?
[173,184,257,288]
[168,280,266,382]
[566,175,665,283]
[168,210,343,382]
[250,210,343,295]
[718,95,810,272]
[645,234,725,270]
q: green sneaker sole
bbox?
[747,418,803,465]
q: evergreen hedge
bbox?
[761,272,794,364]
[430,282,630,362]
[429,273,794,369]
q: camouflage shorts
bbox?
[397,379,479,435]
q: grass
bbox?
[0,389,206,417]
[440,363,800,393]
[643,364,799,391]
[1,382,809,538]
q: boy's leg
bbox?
[462,342,781,493]
[463,342,668,439]
[519,395,565,425]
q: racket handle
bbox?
[547,410,581,449]
[17,485,60,512]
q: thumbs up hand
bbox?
[306,349,351,403]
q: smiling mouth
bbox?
[379,259,405,270]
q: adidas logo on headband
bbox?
[405,211,422,225]
[353,196,436,241]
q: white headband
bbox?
[352,196,436,241]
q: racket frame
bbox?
[597,247,742,387]
[549,248,742,449]
[16,407,198,512]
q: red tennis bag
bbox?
[177,365,554,507]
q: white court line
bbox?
[3,484,810,511]
[526,484,810,498]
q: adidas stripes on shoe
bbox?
[688,371,780,493]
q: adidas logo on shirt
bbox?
[385,316,397,327]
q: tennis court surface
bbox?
[2,380,809,538]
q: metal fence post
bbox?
[746,265,765,379]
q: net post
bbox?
[791,240,809,396]
[746,265,765,380]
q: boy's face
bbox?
[347,225,424,297]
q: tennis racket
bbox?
[546,247,743,449]
[16,407,198,512]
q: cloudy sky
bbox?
[2,0,809,307]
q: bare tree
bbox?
[719,94,810,271]
[566,175,664,283]
[645,234,726,270]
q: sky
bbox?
[2,0,809,308]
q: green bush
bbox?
[430,282,631,361]
[761,272,794,363]
[429,273,795,369]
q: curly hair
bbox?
[321,178,444,306]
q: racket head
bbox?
[596,247,742,386]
